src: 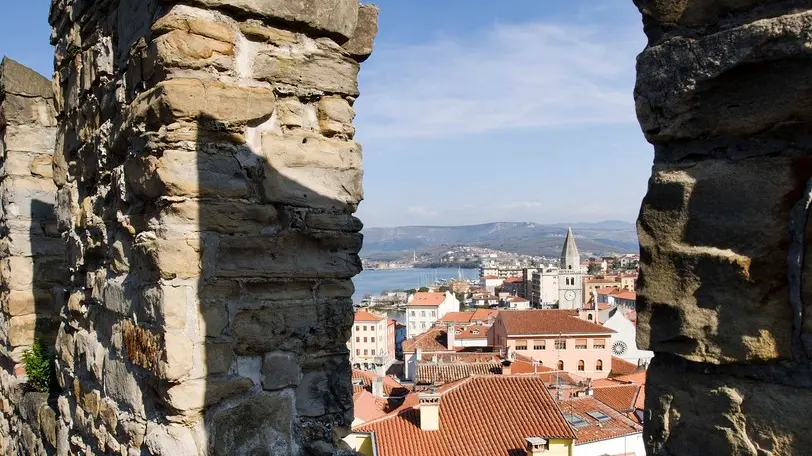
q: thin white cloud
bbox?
[407,206,438,217]
[356,20,644,139]
[503,201,543,209]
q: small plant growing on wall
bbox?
[22,340,54,393]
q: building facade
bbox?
[349,310,391,370]
[489,310,615,378]
[405,291,460,338]
[531,266,560,307]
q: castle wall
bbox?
[634,2,812,454]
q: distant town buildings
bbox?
[349,310,393,370]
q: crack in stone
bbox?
[786,176,812,361]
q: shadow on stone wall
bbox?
[191,113,362,455]
[29,199,61,388]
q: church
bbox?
[530,227,585,309]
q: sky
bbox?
[0,0,652,228]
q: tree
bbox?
[418,287,430,292]
[587,264,602,275]
[438,285,449,293]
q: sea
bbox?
[351,267,479,323]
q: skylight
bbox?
[587,411,611,422]
[564,413,589,428]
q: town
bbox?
[344,228,648,456]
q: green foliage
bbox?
[22,340,54,393]
[418,287,430,292]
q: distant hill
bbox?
[361,221,638,260]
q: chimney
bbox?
[525,437,549,455]
[447,323,456,350]
[502,359,512,376]
[418,391,441,431]
[372,377,385,398]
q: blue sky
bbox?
[0,0,652,228]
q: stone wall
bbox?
[0,57,63,455]
[0,0,376,454]
[634,1,812,455]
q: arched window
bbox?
[596,359,603,371]
[557,360,564,371]
[577,360,585,371]
[588,314,593,321]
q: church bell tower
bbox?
[558,227,583,309]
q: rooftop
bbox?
[611,290,637,301]
[455,324,489,339]
[402,327,449,353]
[409,292,447,307]
[592,384,640,413]
[610,356,639,376]
[415,362,502,385]
[355,309,386,322]
[559,395,642,444]
[499,310,615,336]
[438,311,474,324]
[352,369,410,398]
[355,376,576,456]
[471,308,499,322]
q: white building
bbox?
[504,296,531,310]
[405,291,460,338]
[558,227,585,310]
[348,309,390,370]
[603,307,654,367]
[480,275,504,294]
[531,266,559,307]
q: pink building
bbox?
[488,310,615,379]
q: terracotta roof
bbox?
[614,370,646,386]
[352,370,410,398]
[597,303,612,311]
[419,351,500,364]
[610,357,639,376]
[354,390,389,422]
[499,310,615,336]
[592,384,641,413]
[481,275,500,280]
[403,327,449,353]
[471,308,498,322]
[511,355,553,375]
[438,311,474,324]
[355,309,386,322]
[415,362,502,384]
[561,395,642,444]
[455,325,488,340]
[595,287,619,295]
[408,292,447,307]
[503,277,523,283]
[355,376,576,456]
[611,291,637,301]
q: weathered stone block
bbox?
[144,422,199,456]
[0,94,56,127]
[253,45,360,96]
[160,332,195,382]
[317,96,355,137]
[262,351,301,390]
[296,355,352,417]
[260,132,362,209]
[6,289,55,317]
[189,0,359,41]
[205,342,234,375]
[152,10,237,44]
[134,235,202,280]
[216,231,362,279]
[163,377,253,414]
[637,158,798,363]
[342,3,378,62]
[130,79,275,126]
[2,125,57,154]
[210,391,295,456]
[148,30,235,71]
[0,58,53,98]
[232,298,353,355]
[157,200,279,234]
[8,315,37,347]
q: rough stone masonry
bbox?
[634,1,812,455]
[0,0,378,454]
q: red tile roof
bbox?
[499,310,615,336]
[596,287,619,295]
[504,277,523,283]
[415,362,502,385]
[409,292,447,307]
[481,275,500,279]
[471,308,498,322]
[403,327,449,353]
[419,351,500,364]
[355,309,386,322]
[592,385,641,413]
[610,357,639,376]
[352,370,410,398]
[611,291,637,301]
[560,395,642,444]
[614,371,646,386]
[455,324,489,340]
[353,390,389,422]
[355,376,576,456]
[438,311,474,324]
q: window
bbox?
[363,326,367,331]
[564,413,588,428]
[534,342,546,350]
[421,322,426,329]
[557,360,564,371]
[588,314,593,321]
[587,411,611,422]
[363,337,367,343]
[355,325,359,331]
[593,339,605,349]
[578,360,585,371]
[355,337,359,342]
[516,344,527,350]
[363,349,368,355]
[596,359,603,371]
[410,322,416,328]
[421,311,426,317]
[411,311,416,316]
[555,339,566,350]
[431,310,436,317]
[371,337,375,342]
[356,349,359,355]
[575,339,587,349]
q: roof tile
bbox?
[499,310,615,336]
